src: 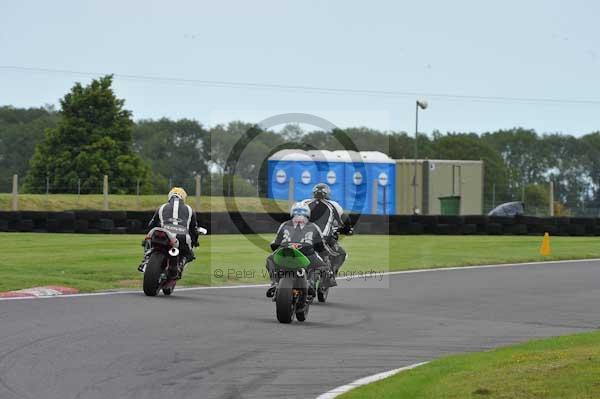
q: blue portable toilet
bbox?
[307,150,346,208]
[269,149,395,215]
[360,152,396,215]
[268,150,306,201]
[292,153,319,201]
[268,150,318,202]
[339,151,368,213]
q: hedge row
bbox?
[0,211,599,236]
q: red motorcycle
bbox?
[141,225,206,296]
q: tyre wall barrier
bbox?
[0,212,599,236]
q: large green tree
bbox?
[24,76,150,194]
[133,118,208,193]
[429,133,509,206]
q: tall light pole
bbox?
[413,99,428,214]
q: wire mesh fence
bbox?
[2,173,600,217]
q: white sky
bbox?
[1,0,599,135]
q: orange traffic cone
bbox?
[540,232,551,256]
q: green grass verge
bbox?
[340,330,600,399]
[0,194,289,212]
[1,234,599,292]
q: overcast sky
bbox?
[1,0,599,135]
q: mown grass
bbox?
[0,194,289,213]
[341,330,600,399]
[1,233,599,292]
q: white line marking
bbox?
[315,361,429,399]
[0,258,598,302]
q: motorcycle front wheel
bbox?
[143,252,165,296]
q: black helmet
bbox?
[312,183,331,200]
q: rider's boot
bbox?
[137,250,151,272]
[266,282,277,298]
[307,280,316,297]
[176,249,195,279]
[176,258,187,279]
[327,269,338,287]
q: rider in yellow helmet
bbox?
[138,187,200,277]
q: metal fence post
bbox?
[195,175,201,211]
[136,178,140,209]
[45,175,50,210]
[11,174,18,211]
[549,181,554,216]
[77,178,81,207]
[103,175,109,211]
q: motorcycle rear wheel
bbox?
[143,252,165,296]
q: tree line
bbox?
[0,76,598,214]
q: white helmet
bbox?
[290,202,310,219]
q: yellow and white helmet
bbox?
[168,187,187,201]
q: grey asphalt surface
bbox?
[1,260,599,399]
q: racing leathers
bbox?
[301,198,353,274]
[140,196,200,274]
[266,218,329,288]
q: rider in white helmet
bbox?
[265,202,329,297]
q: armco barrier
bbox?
[1,211,600,236]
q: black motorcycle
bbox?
[141,225,206,296]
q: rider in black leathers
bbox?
[265,202,329,298]
[138,187,200,276]
[302,183,353,280]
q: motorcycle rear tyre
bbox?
[276,278,295,324]
[143,252,165,296]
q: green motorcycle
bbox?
[271,244,316,323]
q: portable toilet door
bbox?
[268,150,301,200]
[359,152,395,215]
[292,155,319,202]
[370,162,396,214]
[308,150,346,208]
[344,159,368,213]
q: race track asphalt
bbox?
[1,260,599,399]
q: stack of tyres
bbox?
[47,212,76,233]
[19,211,47,232]
[464,215,488,234]
[570,217,596,236]
[0,211,20,232]
[74,211,101,233]
[126,219,143,234]
[413,215,439,234]
[98,219,115,233]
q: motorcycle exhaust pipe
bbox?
[168,247,180,257]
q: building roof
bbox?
[269,149,393,163]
